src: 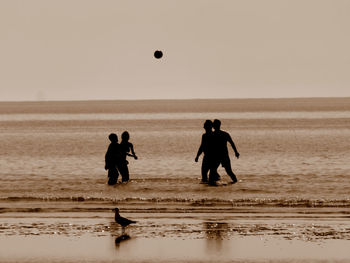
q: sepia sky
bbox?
[1,0,350,101]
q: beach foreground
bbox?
[1,204,349,263]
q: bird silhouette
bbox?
[113,208,136,232]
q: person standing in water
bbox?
[105,133,122,185]
[119,131,138,182]
[212,119,240,183]
[195,120,220,185]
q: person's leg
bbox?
[118,160,130,182]
[209,169,220,184]
[108,166,119,185]
[201,156,210,182]
[208,158,221,184]
[222,156,237,183]
[122,165,129,182]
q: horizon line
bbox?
[1,96,350,103]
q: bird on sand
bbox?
[113,208,136,229]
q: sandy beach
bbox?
[1,203,350,263]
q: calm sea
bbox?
[0,98,349,212]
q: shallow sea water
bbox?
[1,98,350,204]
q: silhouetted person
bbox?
[119,131,137,182]
[105,133,122,185]
[212,119,240,183]
[195,120,220,184]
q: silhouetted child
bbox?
[119,131,138,182]
[212,119,240,183]
[105,133,121,185]
[195,120,220,185]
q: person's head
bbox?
[213,119,221,130]
[121,131,129,141]
[108,133,118,143]
[203,120,213,132]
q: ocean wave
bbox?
[1,196,350,211]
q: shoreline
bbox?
[1,209,350,262]
[1,198,350,212]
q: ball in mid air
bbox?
[154,50,163,59]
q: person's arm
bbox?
[195,135,204,162]
[227,133,240,158]
[105,145,111,170]
[129,143,138,159]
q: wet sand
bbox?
[2,235,349,263]
[1,209,350,262]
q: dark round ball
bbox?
[154,50,163,59]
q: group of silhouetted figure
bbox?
[108,120,240,245]
[195,119,240,186]
[105,131,138,185]
[105,119,239,186]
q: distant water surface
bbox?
[0,98,349,210]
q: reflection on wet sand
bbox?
[204,222,229,239]
[1,215,350,262]
[115,234,131,248]
[109,222,132,249]
[204,222,230,252]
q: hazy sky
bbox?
[1,0,350,101]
